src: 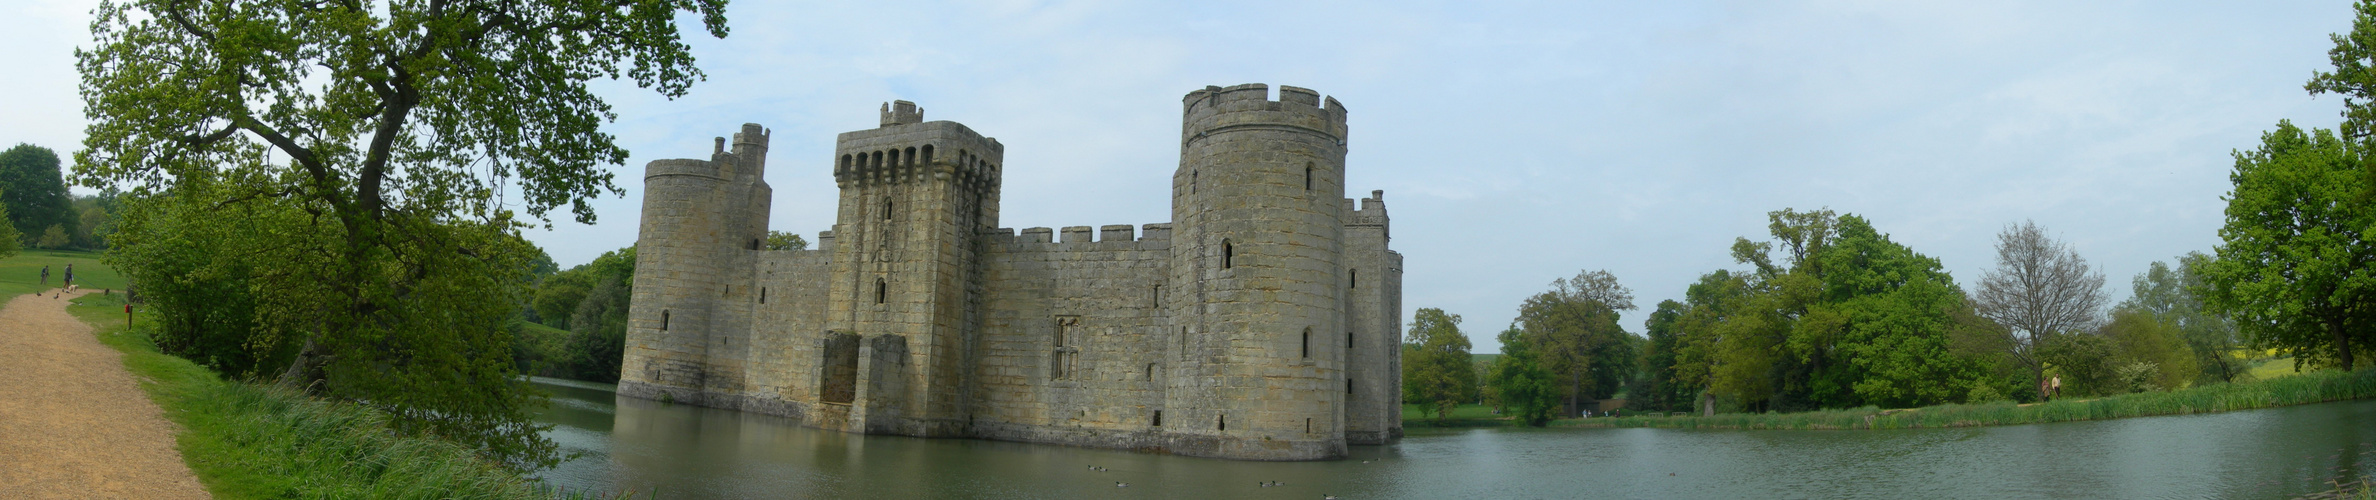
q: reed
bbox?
[1556,368,2376,431]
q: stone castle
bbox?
[620,83,1403,460]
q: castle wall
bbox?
[1342,193,1403,444]
[623,85,1399,461]
[965,224,1174,448]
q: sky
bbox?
[0,0,2358,352]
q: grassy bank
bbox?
[1554,368,2376,431]
[1401,403,1510,428]
[65,292,594,499]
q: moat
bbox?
[529,377,2376,498]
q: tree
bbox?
[2307,0,2376,204]
[765,230,808,251]
[1974,220,2108,400]
[2121,253,2246,384]
[1636,300,1690,413]
[76,0,731,468]
[0,144,72,245]
[0,196,19,259]
[1515,269,1636,416]
[1403,308,1476,424]
[1488,327,1560,426]
[2099,309,2197,391]
[35,224,70,249]
[2201,122,2376,371]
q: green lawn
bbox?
[0,249,127,297]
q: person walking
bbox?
[40,265,50,285]
[63,264,74,289]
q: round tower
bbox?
[1166,83,1350,460]
[621,124,772,404]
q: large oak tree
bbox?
[75,0,729,467]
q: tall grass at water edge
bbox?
[67,293,616,499]
[1558,368,2376,431]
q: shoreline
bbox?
[1406,368,2376,431]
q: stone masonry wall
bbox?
[623,86,1400,461]
[968,224,1173,447]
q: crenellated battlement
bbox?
[980,223,1173,249]
[1180,83,1348,146]
[881,100,925,127]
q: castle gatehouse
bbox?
[621,84,1403,460]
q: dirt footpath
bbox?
[0,290,208,499]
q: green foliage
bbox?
[2039,332,2118,397]
[0,144,72,245]
[1488,327,1561,426]
[2100,308,2198,391]
[68,295,597,499]
[1513,269,1636,416]
[35,224,69,249]
[2200,122,2376,370]
[519,247,635,383]
[1655,209,2006,413]
[0,199,18,259]
[1634,300,1691,413]
[76,0,731,469]
[765,230,808,251]
[1562,366,2376,431]
[2123,253,2248,384]
[1402,308,1477,425]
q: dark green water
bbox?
[529,378,2375,499]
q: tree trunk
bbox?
[2338,322,2355,370]
[277,338,333,393]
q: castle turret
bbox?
[823,103,1003,436]
[1167,84,1351,460]
[622,124,773,405]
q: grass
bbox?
[66,289,604,498]
[1401,403,1510,428]
[1553,367,2376,431]
[0,248,127,297]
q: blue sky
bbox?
[1,1,2357,352]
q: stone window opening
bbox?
[750,238,761,250]
[1347,378,1354,395]
[881,196,893,221]
[872,151,883,168]
[1301,327,1311,358]
[1347,331,1354,349]
[1052,316,1082,380]
[1152,410,1162,427]
[1191,170,1197,194]
[1350,269,1357,288]
[921,144,935,164]
[904,147,916,166]
[760,287,767,304]
[1305,162,1313,190]
[1221,239,1233,269]
[661,310,669,330]
[1145,363,1156,381]
[1218,414,1226,431]
[875,278,887,304]
[1306,418,1312,434]
[1151,285,1161,308]
[840,154,851,169]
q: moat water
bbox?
[528,377,2376,499]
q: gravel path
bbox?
[0,290,209,499]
